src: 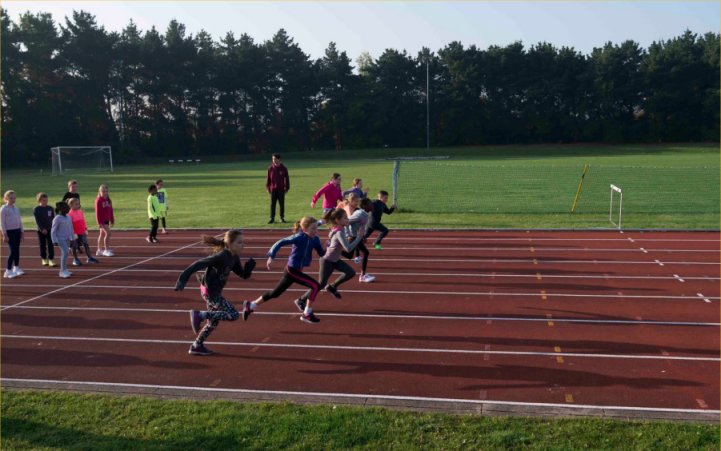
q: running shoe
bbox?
[72,258,82,266]
[294,297,307,312]
[41,259,49,266]
[374,244,383,250]
[188,344,214,356]
[103,249,114,257]
[48,259,57,267]
[300,312,320,324]
[359,274,375,283]
[325,285,342,299]
[353,256,362,264]
[242,301,253,321]
[87,257,99,264]
[12,267,24,276]
[59,270,71,279]
[4,269,16,279]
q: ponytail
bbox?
[293,216,318,233]
[324,208,347,226]
[202,229,243,253]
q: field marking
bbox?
[654,259,665,266]
[3,334,719,362]
[3,378,718,416]
[697,293,712,304]
[673,274,686,283]
[7,305,719,326]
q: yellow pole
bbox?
[571,164,590,213]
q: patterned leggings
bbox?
[195,294,239,345]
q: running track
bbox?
[1,229,719,422]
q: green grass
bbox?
[2,390,719,450]
[1,144,718,230]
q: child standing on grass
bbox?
[33,193,56,267]
[147,185,161,243]
[242,217,325,324]
[2,190,24,279]
[95,184,115,257]
[67,198,99,266]
[174,230,256,356]
[51,201,74,278]
[156,179,169,233]
[311,173,344,216]
[347,197,375,282]
[364,190,396,250]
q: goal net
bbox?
[51,146,114,176]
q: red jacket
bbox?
[266,163,290,192]
[95,196,115,225]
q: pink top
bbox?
[95,196,115,225]
[312,182,344,209]
[68,208,88,235]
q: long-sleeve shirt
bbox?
[34,205,55,232]
[148,195,161,219]
[175,249,253,298]
[346,209,370,238]
[51,214,74,244]
[62,192,80,206]
[311,182,344,210]
[267,232,325,269]
[68,209,88,234]
[95,196,115,225]
[342,187,366,199]
[370,199,395,226]
[267,163,290,192]
[324,227,362,262]
[1,205,23,234]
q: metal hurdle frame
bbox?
[609,184,623,229]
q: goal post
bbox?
[51,146,113,175]
[609,184,623,229]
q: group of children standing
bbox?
[1,179,170,279]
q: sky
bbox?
[2,1,719,62]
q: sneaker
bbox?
[48,259,57,267]
[59,270,71,279]
[102,249,114,257]
[3,269,16,279]
[374,244,383,250]
[189,310,203,334]
[242,300,253,321]
[151,237,159,243]
[300,312,320,324]
[87,257,99,264]
[160,229,168,234]
[294,298,307,312]
[280,218,286,223]
[145,236,152,243]
[359,274,376,283]
[72,259,82,266]
[188,344,214,356]
[41,259,49,266]
[96,249,104,256]
[268,218,275,224]
[13,267,24,276]
[353,256,362,264]
[325,285,342,299]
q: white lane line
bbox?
[697,293,712,304]
[1,237,212,312]
[673,274,686,283]
[8,305,720,326]
[3,283,718,300]
[3,334,719,362]
[3,378,718,415]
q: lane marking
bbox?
[3,334,719,361]
[673,274,686,283]
[640,248,648,254]
[3,378,718,415]
[627,238,635,243]
[697,293,712,303]
[655,259,665,266]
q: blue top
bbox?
[267,232,325,269]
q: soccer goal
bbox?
[51,146,114,176]
[609,184,623,229]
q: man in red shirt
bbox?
[266,154,290,224]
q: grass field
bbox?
[1,144,718,230]
[2,390,719,450]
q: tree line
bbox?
[2,9,719,167]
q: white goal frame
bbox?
[51,146,114,175]
[609,184,623,229]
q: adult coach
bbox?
[266,154,290,224]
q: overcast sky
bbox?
[3,1,719,62]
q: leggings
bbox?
[57,240,70,272]
[195,294,239,345]
[37,231,55,260]
[345,239,369,273]
[149,218,159,239]
[5,228,21,270]
[262,266,320,303]
[72,234,92,260]
[364,223,389,245]
[300,257,355,301]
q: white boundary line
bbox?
[8,305,720,327]
[3,334,719,362]
[3,378,718,415]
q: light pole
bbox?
[426,57,430,153]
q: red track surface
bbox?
[2,229,719,420]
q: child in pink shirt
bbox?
[310,173,344,216]
[67,198,99,266]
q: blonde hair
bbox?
[97,184,109,197]
[293,216,318,234]
[345,192,360,203]
[201,230,243,253]
[352,178,362,186]
[68,180,77,188]
[4,190,15,201]
[66,197,80,208]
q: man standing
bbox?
[266,154,290,223]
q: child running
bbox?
[297,208,361,303]
[243,217,325,324]
[347,197,375,282]
[1,190,24,279]
[342,178,369,199]
[67,198,100,266]
[33,192,56,267]
[51,201,74,278]
[95,184,115,256]
[175,230,256,356]
[364,190,396,250]
[311,173,344,216]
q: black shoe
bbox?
[188,343,214,356]
[190,310,203,334]
[242,300,253,321]
[294,297,307,312]
[151,237,159,243]
[280,218,286,223]
[300,312,320,324]
[268,219,275,224]
[325,285,341,299]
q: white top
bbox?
[0,205,23,234]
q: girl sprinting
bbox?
[174,230,256,356]
[347,197,375,282]
[243,217,325,324]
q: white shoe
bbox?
[59,270,71,278]
[12,267,24,276]
[96,249,104,256]
[359,274,375,283]
[102,249,114,257]
[4,269,16,279]
[353,256,362,264]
